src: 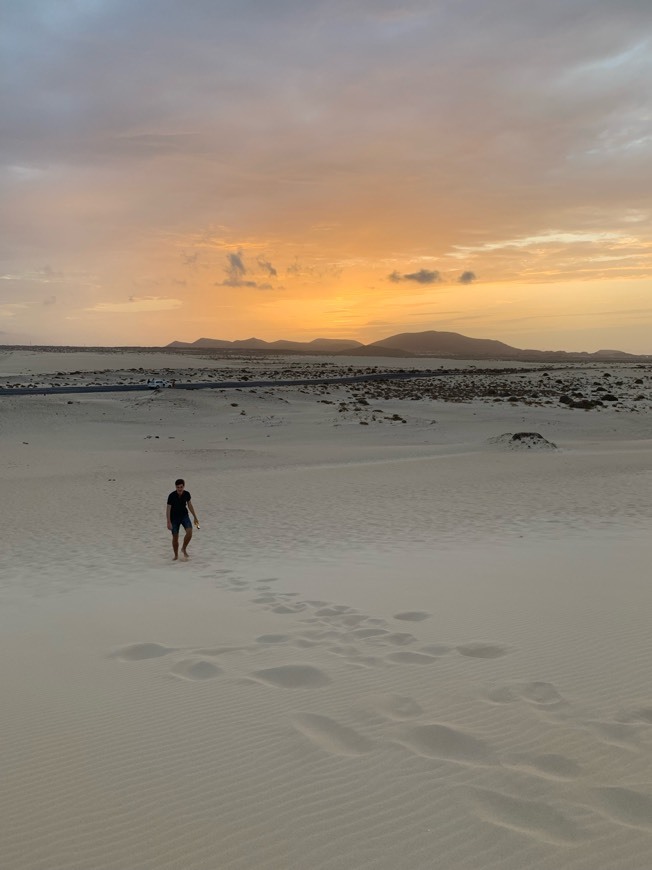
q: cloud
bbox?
[86,297,183,313]
[458,271,477,284]
[215,251,276,289]
[389,269,442,284]
[257,256,277,277]
[227,252,245,278]
[219,278,258,288]
[215,251,249,286]
[286,258,343,280]
[0,266,65,284]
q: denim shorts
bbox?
[170,516,192,535]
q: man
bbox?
[166,478,199,560]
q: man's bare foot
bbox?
[181,549,189,560]
[173,554,178,560]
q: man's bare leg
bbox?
[181,527,192,559]
[172,533,179,560]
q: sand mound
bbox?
[488,431,557,450]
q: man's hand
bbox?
[194,518,200,529]
[167,520,172,531]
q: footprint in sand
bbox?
[486,686,519,704]
[466,787,586,844]
[383,632,417,646]
[252,593,278,604]
[393,611,431,622]
[338,614,368,627]
[272,604,306,614]
[251,590,306,614]
[486,681,566,709]
[292,713,375,756]
[343,655,382,669]
[351,628,390,639]
[315,606,355,617]
[398,723,497,766]
[591,786,652,830]
[169,659,222,681]
[193,645,249,656]
[111,642,176,661]
[312,610,365,627]
[362,693,424,721]
[300,629,344,643]
[256,634,291,644]
[250,664,331,689]
[456,642,510,659]
[517,681,565,706]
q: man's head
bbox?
[175,478,185,493]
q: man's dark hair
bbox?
[175,478,185,486]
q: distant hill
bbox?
[365,331,522,357]
[352,331,641,361]
[167,331,646,361]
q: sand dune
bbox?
[2,349,652,869]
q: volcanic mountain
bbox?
[167,331,643,360]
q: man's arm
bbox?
[187,500,199,524]
[166,503,172,529]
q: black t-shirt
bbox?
[167,490,191,520]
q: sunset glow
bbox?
[2,1,651,352]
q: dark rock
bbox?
[489,432,557,450]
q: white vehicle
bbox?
[146,378,170,389]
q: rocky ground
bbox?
[330,364,652,413]
[1,359,651,414]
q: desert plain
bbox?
[1,347,652,870]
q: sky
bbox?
[2,0,651,352]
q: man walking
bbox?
[166,478,199,560]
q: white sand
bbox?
[2,350,652,869]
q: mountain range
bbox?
[167,331,647,361]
